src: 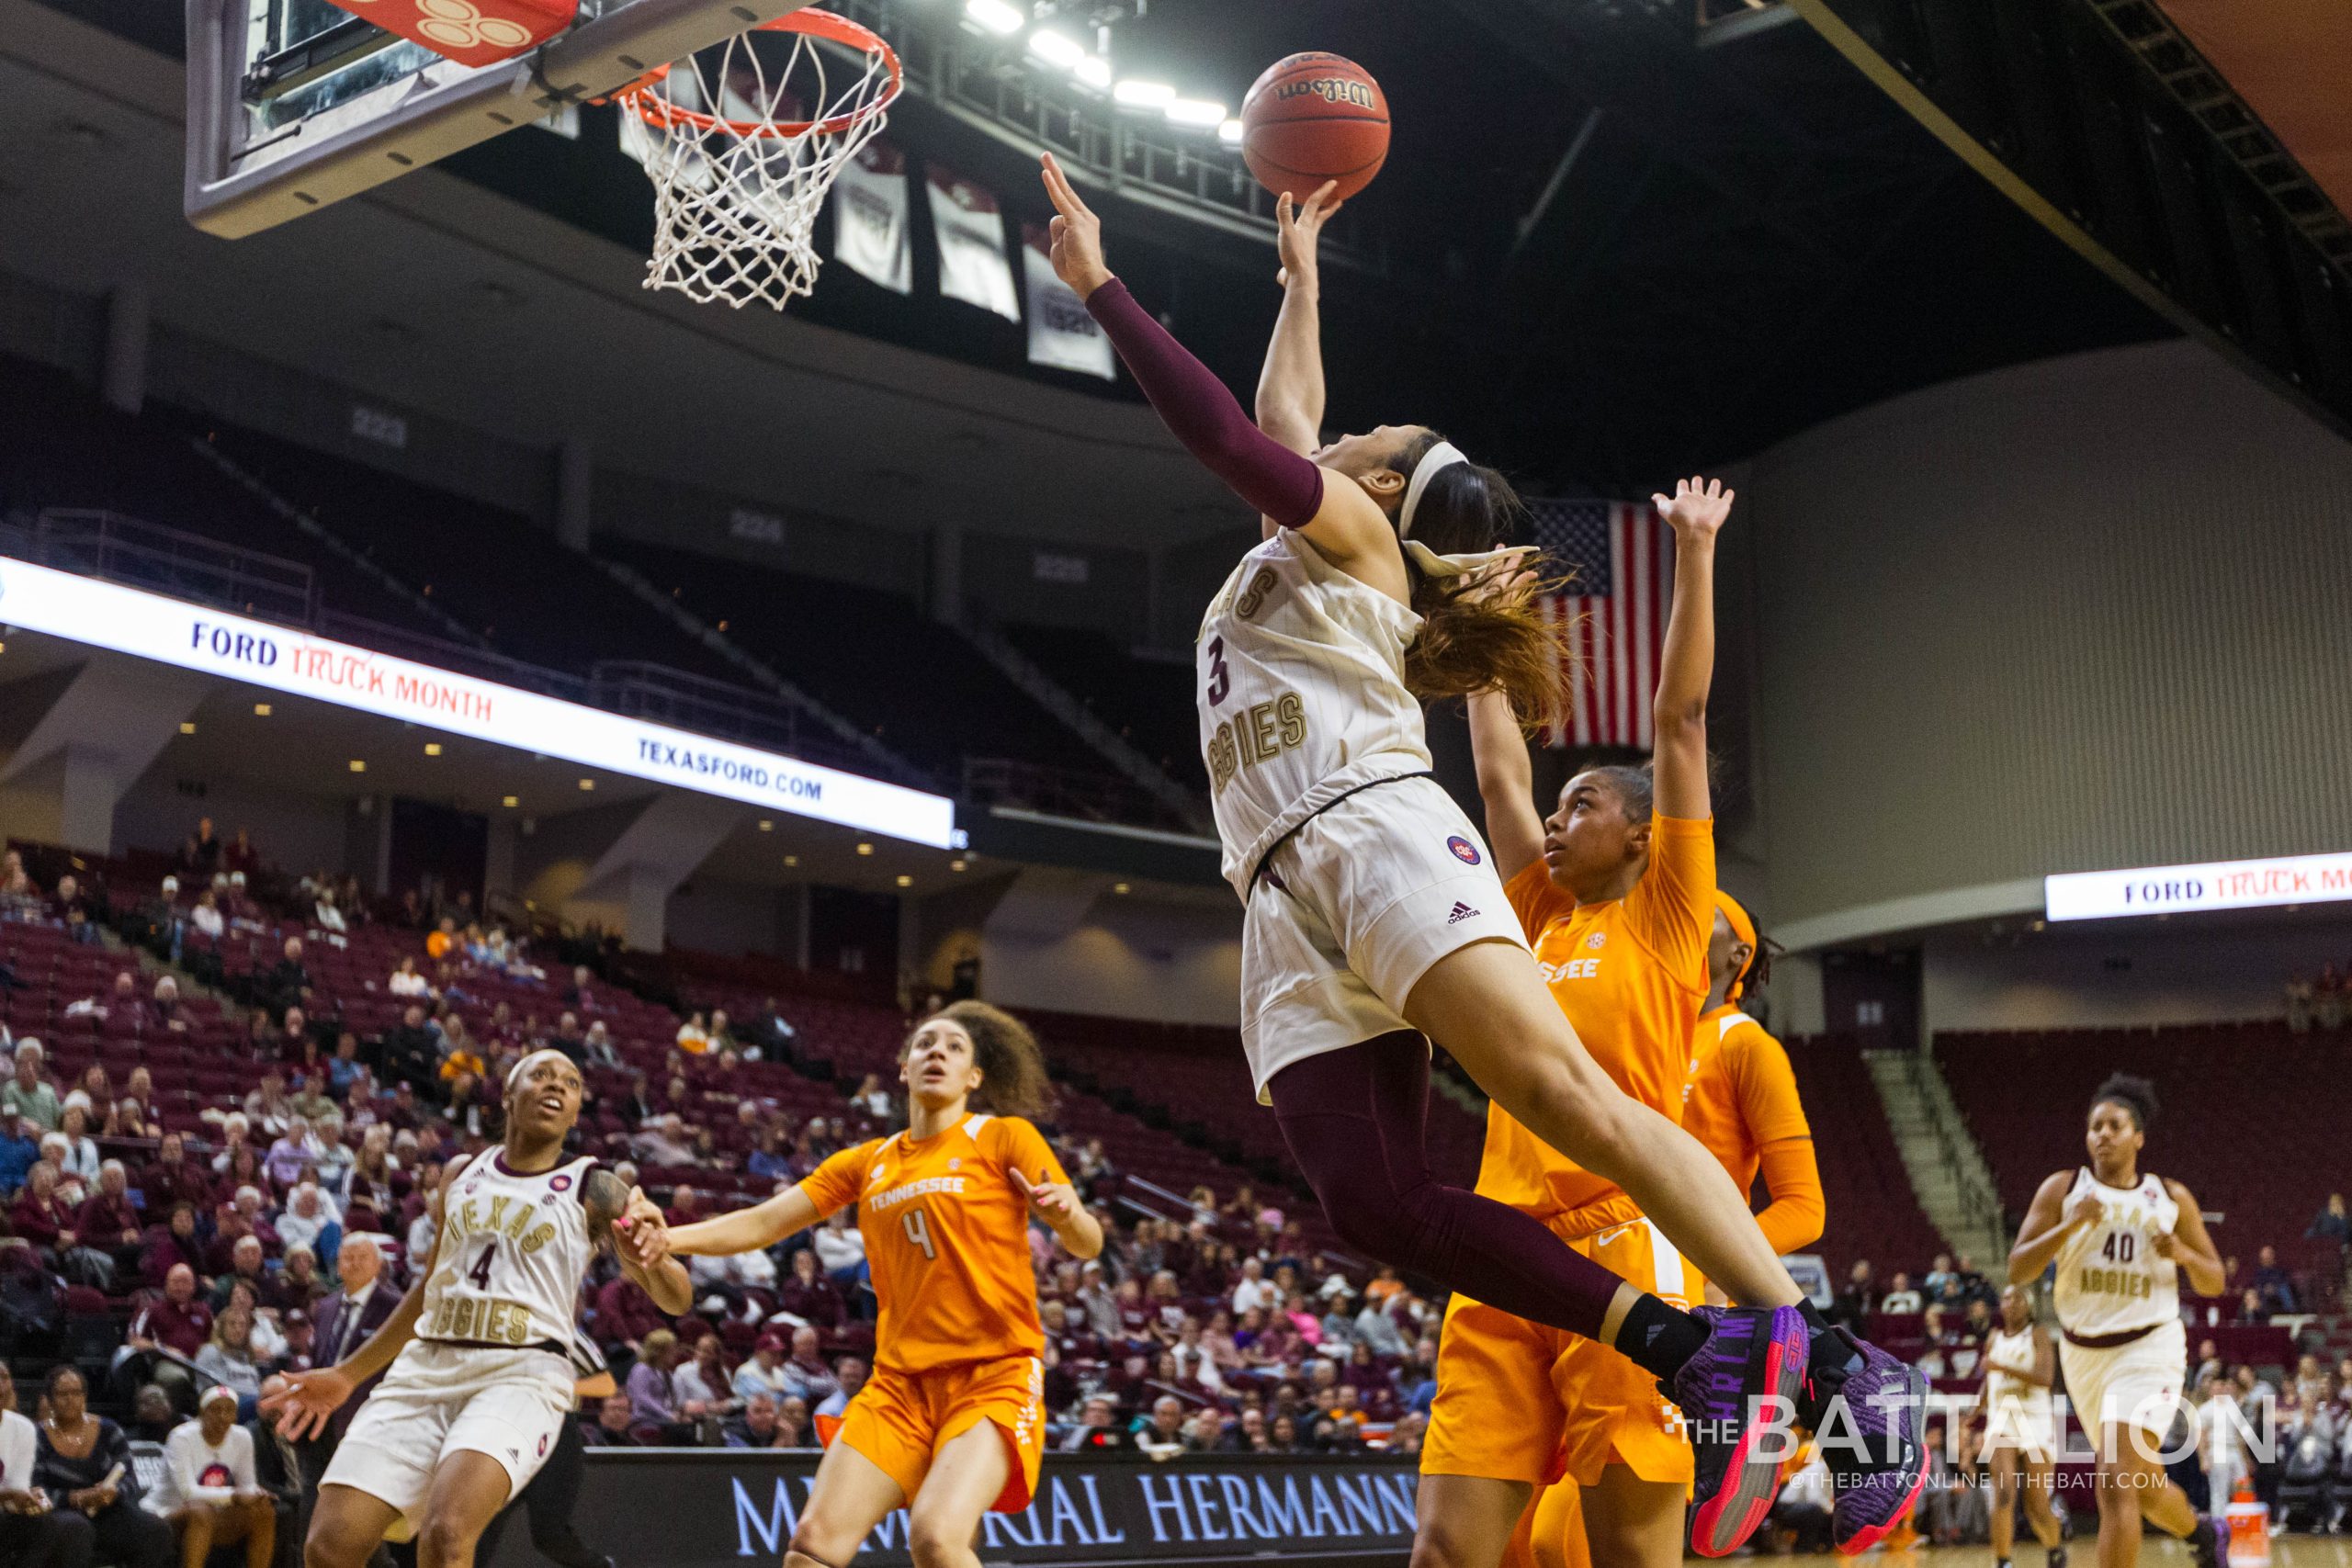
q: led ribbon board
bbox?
[2045,851,2352,921]
[0,557,956,848]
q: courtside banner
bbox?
[0,557,957,848]
[490,1450,1418,1568]
[2045,850,2352,921]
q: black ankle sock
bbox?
[1798,1299,1833,1338]
[1618,1293,1711,1381]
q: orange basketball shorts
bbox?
[834,1355,1047,1514]
[1423,1216,1699,1489]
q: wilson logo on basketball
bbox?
[1274,78,1378,110]
[1446,835,1481,865]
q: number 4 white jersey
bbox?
[421,1148,598,1350]
[2052,1168,2180,1337]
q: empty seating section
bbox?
[1002,624,1205,788]
[1937,1021,2343,1299]
[1783,1033,1950,1277]
[604,539,1102,790]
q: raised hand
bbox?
[614,1187,671,1268]
[1039,153,1113,299]
[1651,475,1734,542]
[2063,1189,2104,1231]
[1010,1166,1080,1226]
[1275,180,1342,291]
[260,1366,353,1442]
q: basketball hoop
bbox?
[615,7,900,310]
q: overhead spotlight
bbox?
[895,874,913,887]
[949,859,967,872]
[254,703,273,716]
[784,853,799,867]
[1026,28,1084,68]
[1217,118,1244,145]
[1113,882,1132,894]
[758,820,774,832]
[424,742,442,756]
[578,778,594,791]
[178,721,198,735]
[1165,98,1227,128]
[855,842,875,856]
[964,0,1024,34]
[1074,55,1112,88]
[348,760,367,773]
[1113,79,1175,109]
[502,795,518,807]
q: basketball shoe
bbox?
[1793,1320,1929,1554]
[1669,1303,1809,1556]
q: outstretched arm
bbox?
[1255,183,1341,467]
[585,1169,690,1315]
[1039,155,1396,572]
[630,1186,822,1263]
[1651,477,1733,821]
[1466,691,1545,884]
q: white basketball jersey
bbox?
[1196,530,1443,895]
[2052,1168,2180,1337]
[1983,1325,2051,1416]
[420,1148,597,1350]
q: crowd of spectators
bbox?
[2286,964,2352,1032]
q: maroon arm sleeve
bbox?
[1084,278,1325,528]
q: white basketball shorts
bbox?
[1984,1392,2058,1461]
[1240,774,1529,1099]
[2059,1318,2186,1442]
[322,1339,574,1521]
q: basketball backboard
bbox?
[185,0,812,238]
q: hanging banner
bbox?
[1022,222,1115,379]
[831,139,912,294]
[926,165,1020,321]
[486,1449,1419,1568]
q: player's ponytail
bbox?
[1386,430,1571,728]
[924,1000,1057,1120]
[2091,1073,2158,1132]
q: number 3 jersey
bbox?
[801,1114,1068,1376]
[2052,1168,2180,1337]
[1197,528,1525,897]
[421,1148,598,1350]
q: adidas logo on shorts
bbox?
[1447,902,1478,924]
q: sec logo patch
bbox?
[1446,835,1481,865]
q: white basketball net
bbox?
[621,17,895,310]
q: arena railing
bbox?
[26,507,321,626]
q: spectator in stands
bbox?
[731,1335,793,1402]
[189,819,221,874]
[631,1114,695,1168]
[51,873,96,944]
[775,1246,847,1332]
[724,1393,798,1450]
[269,1247,324,1316]
[592,1272,664,1356]
[326,1033,365,1099]
[210,1235,270,1311]
[307,1117,354,1192]
[51,1106,99,1186]
[1880,1270,1923,1314]
[2320,965,2346,1031]
[811,1210,864,1285]
[312,887,346,934]
[2254,1245,2300,1314]
[154,1383,275,1568]
[14,1159,113,1288]
[626,1328,683,1435]
[126,1385,179,1445]
[262,1120,317,1190]
[582,1021,621,1069]
[140,1205,206,1290]
[33,1366,172,1568]
[707,1010,737,1054]
[850,1073,893,1121]
[548,1012,587,1066]
[378,1005,439,1094]
[2308,1193,2349,1247]
[144,1134,212,1214]
[1062,1393,1123,1452]
[196,1305,265,1408]
[777,1326,840,1404]
[673,1336,739,1424]
[79,1159,143,1275]
[675,1011,712,1055]
[6,1041,61,1131]
[1230,1256,1277,1315]
[0,849,34,898]
[243,1074,294,1141]
[582,1394,640,1449]
[260,937,311,1019]
[276,1183,339,1263]
[189,888,225,942]
[0,1111,37,1194]
[2237,1287,2269,1325]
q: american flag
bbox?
[1528,499,1676,750]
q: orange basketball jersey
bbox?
[800,1113,1067,1376]
[1477,815,1715,1231]
[1683,1005,1811,1194]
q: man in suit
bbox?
[300,1235,400,1486]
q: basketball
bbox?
[1238,52,1389,204]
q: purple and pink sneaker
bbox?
[1797,1324,1929,1555]
[1669,1303,1809,1557]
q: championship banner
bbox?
[926,165,1021,321]
[1022,222,1114,379]
[831,139,911,294]
[487,1449,1419,1568]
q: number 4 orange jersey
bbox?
[800,1114,1069,1376]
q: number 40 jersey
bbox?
[800,1115,1069,1376]
[2052,1168,2181,1338]
[422,1149,599,1349]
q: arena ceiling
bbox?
[0,0,2199,532]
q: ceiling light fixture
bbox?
[1165,98,1227,128]
[1113,79,1175,109]
[348,760,367,773]
[424,742,442,756]
[179,721,198,735]
[254,703,272,716]
[1217,118,1244,145]
[855,842,875,856]
[1074,55,1112,88]
[502,795,518,807]
[1026,28,1084,68]
[578,778,594,791]
[964,0,1024,35]
[895,874,913,887]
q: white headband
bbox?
[1397,441,1468,539]
[505,1048,576,1099]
